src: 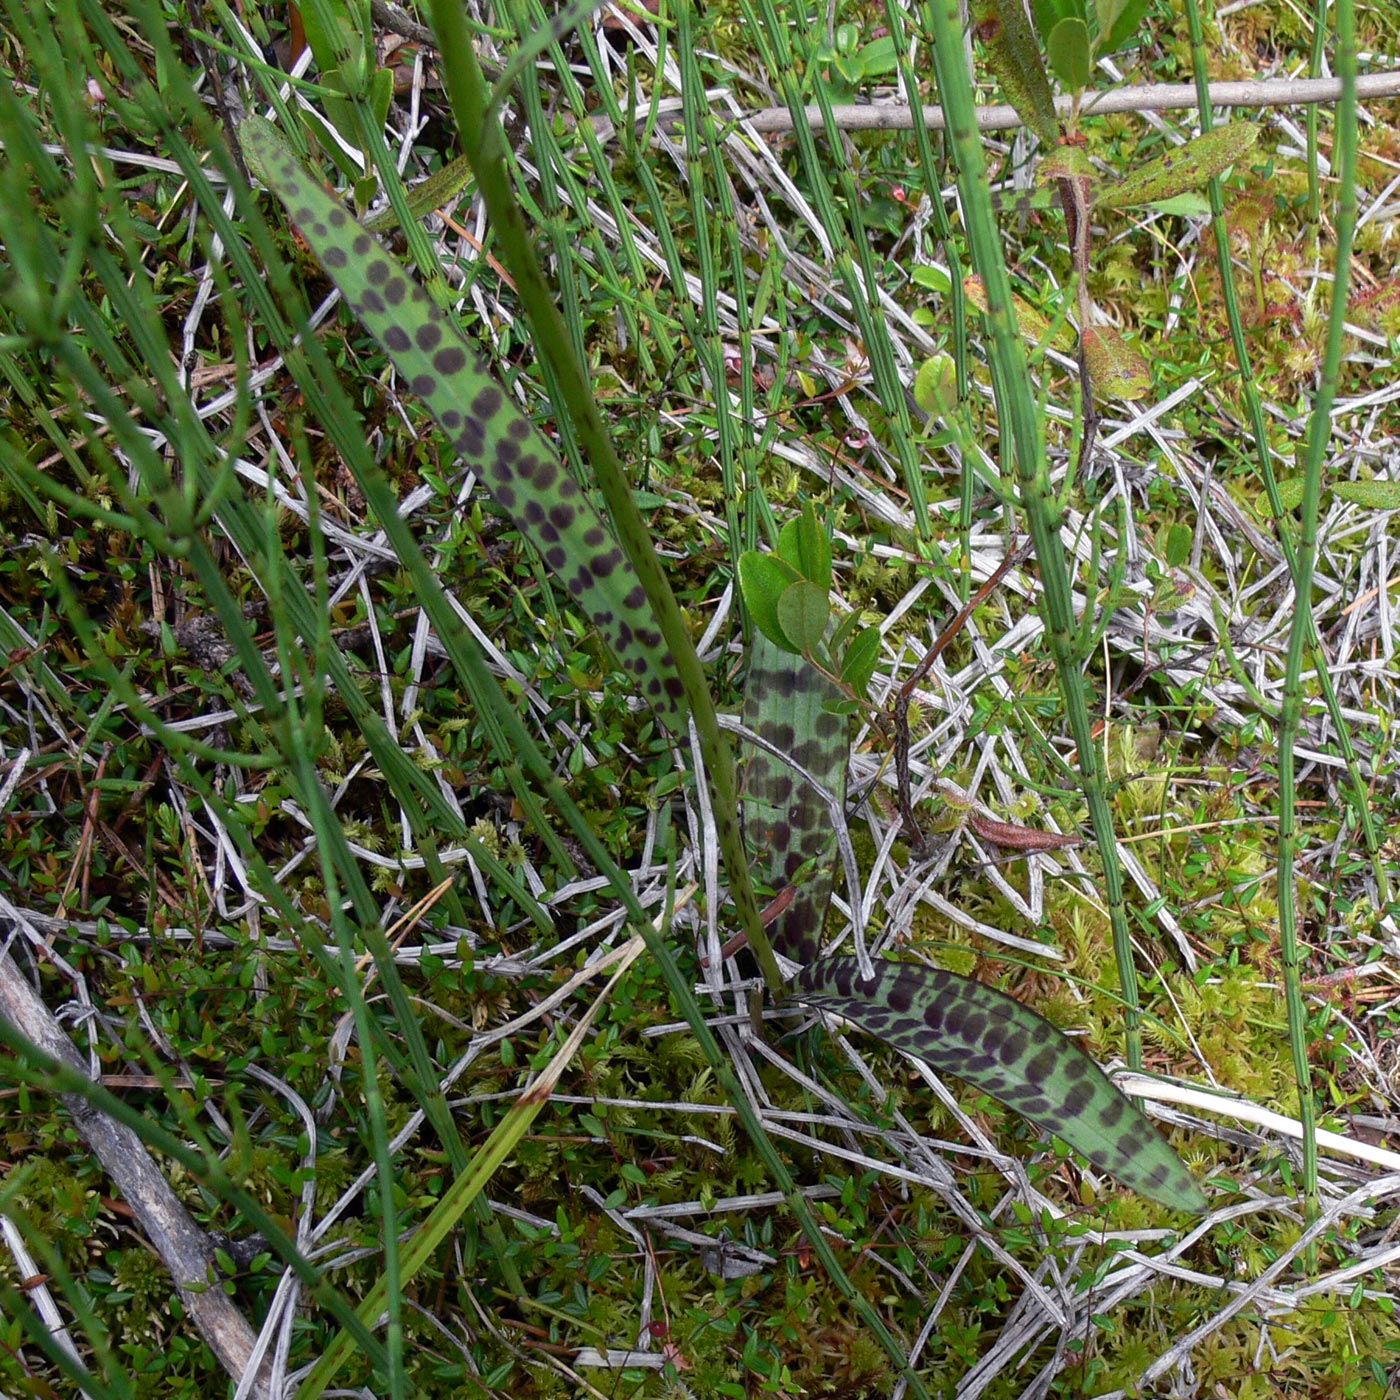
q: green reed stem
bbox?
[920,0,1144,1067]
[1185,0,1364,1234]
[1281,0,1359,1230]
[426,0,781,995]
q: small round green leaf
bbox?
[776,581,831,656]
[738,551,804,652]
[913,353,959,418]
[1047,17,1092,92]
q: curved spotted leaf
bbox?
[793,957,1207,1213]
[240,117,687,731]
[1096,122,1260,210]
[972,0,1060,148]
[741,633,847,968]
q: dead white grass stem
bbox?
[0,945,272,1400]
[1115,1072,1400,1174]
[738,72,1400,135]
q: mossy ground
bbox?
[2,0,1399,1397]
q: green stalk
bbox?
[425,0,781,995]
[1180,0,1387,908]
[1279,0,1358,1229]
[919,0,1144,1066]
[1306,0,1329,223]
[880,0,975,595]
[742,0,932,539]
[1184,0,1361,1230]
[677,0,747,566]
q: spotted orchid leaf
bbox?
[240,117,687,732]
[742,622,1205,1213]
[794,958,1207,1213]
[741,632,847,969]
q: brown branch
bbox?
[0,949,271,1399]
[733,72,1400,135]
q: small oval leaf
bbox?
[913,353,959,417]
[1083,324,1151,400]
[1333,480,1400,510]
[739,551,804,652]
[1047,17,1092,92]
[776,581,831,655]
[778,500,833,592]
[965,275,1076,352]
[1098,0,1150,53]
[839,625,882,698]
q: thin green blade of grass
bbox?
[1275,0,1361,1236]
[921,0,1147,1070]
[742,0,933,540]
[295,924,657,1400]
[1183,0,1365,1238]
[426,0,779,993]
[241,117,690,733]
[676,0,750,567]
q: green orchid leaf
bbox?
[793,958,1208,1214]
[739,550,805,652]
[1047,17,1092,92]
[776,581,831,656]
[742,634,848,968]
[299,0,359,77]
[1097,122,1261,209]
[777,499,833,592]
[972,0,1061,148]
[1038,145,1097,185]
[240,117,688,733]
